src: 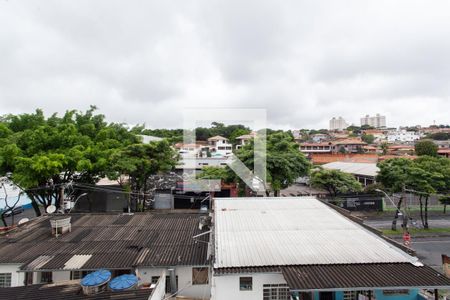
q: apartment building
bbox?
[360,114,386,128]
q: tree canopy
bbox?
[415,140,438,156]
[377,156,450,228]
[0,107,142,215]
[235,132,311,196]
[310,168,363,197]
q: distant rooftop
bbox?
[322,161,379,177]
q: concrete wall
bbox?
[0,264,24,287]
[52,271,71,282]
[212,272,286,300]
[137,266,210,300]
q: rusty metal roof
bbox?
[282,263,450,291]
[0,212,209,271]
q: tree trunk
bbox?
[419,195,424,228]
[1,212,8,227]
[274,190,280,197]
[391,196,403,231]
[424,196,429,229]
[28,193,42,217]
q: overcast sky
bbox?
[0,1,449,129]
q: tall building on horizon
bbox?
[360,113,386,128]
[329,116,348,131]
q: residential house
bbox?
[387,130,422,143]
[211,197,450,300]
[438,149,450,158]
[299,142,332,155]
[310,133,330,143]
[174,143,204,158]
[235,132,256,149]
[434,140,450,149]
[322,161,379,186]
[330,138,367,153]
[0,213,211,300]
[208,136,233,157]
[362,129,387,143]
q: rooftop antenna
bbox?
[46,205,56,214]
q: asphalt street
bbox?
[364,218,450,229]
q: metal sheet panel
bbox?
[63,254,92,270]
[214,197,417,268]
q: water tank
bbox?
[80,269,111,295]
[108,274,138,291]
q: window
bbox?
[40,271,53,283]
[192,267,208,285]
[0,273,12,288]
[343,291,372,300]
[151,276,160,284]
[239,277,252,291]
[24,272,33,286]
[165,275,178,293]
[383,289,409,296]
[263,283,289,300]
[70,270,91,280]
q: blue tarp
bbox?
[108,274,138,291]
[80,269,111,287]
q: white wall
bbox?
[52,271,71,282]
[137,266,210,300]
[0,264,24,287]
[212,272,286,300]
[176,266,210,300]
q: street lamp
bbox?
[375,189,403,215]
[68,193,88,213]
[375,189,410,235]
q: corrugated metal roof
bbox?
[0,281,153,300]
[214,197,417,268]
[322,162,379,177]
[63,255,92,270]
[282,263,450,291]
[24,255,55,270]
[0,213,209,271]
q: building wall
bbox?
[212,272,286,300]
[52,270,71,282]
[137,266,210,300]
[0,264,24,287]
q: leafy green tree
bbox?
[380,142,389,155]
[0,107,140,216]
[310,168,363,197]
[236,132,311,196]
[361,134,375,144]
[415,140,438,156]
[377,156,450,229]
[428,132,450,140]
[110,141,178,211]
[197,166,234,183]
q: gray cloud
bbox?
[0,0,449,129]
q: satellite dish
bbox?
[18,218,29,225]
[46,205,56,214]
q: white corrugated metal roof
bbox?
[26,255,54,270]
[63,255,92,270]
[214,197,417,268]
[322,162,379,177]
